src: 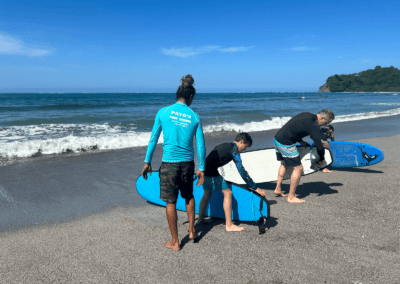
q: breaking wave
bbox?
[1,107,400,159]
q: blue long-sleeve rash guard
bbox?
[144,102,206,171]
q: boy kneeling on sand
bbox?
[197,133,267,232]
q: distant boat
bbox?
[301,97,305,99]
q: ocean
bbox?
[1,92,399,162]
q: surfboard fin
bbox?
[359,147,379,164]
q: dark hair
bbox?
[235,132,253,147]
[318,109,335,122]
[176,74,196,101]
[326,125,334,132]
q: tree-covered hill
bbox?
[318,66,400,92]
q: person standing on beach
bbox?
[274,110,335,203]
[141,75,206,251]
[197,133,267,232]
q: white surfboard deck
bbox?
[218,146,333,185]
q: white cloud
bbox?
[290,46,315,51]
[0,33,51,56]
[286,34,316,40]
[362,59,370,63]
[162,45,253,58]
[220,46,253,53]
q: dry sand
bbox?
[1,135,399,284]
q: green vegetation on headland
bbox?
[318,66,400,92]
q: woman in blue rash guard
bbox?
[141,74,206,251]
[197,133,267,232]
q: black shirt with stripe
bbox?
[204,142,257,190]
[274,112,325,160]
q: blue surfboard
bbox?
[135,172,269,222]
[311,141,384,168]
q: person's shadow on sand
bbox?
[258,181,341,200]
[181,203,278,248]
[329,168,383,174]
[292,182,342,199]
[181,216,279,248]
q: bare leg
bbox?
[274,163,287,197]
[165,203,180,251]
[185,197,196,239]
[197,190,212,224]
[221,188,244,232]
[322,141,332,173]
[287,165,305,203]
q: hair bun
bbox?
[180,74,194,88]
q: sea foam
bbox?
[1,107,400,159]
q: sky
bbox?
[0,0,399,92]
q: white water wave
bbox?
[364,102,400,106]
[1,107,400,159]
[0,132,163,159]
[203,116,292,133]
[334,107,400,123]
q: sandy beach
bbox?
[1,127,400,283]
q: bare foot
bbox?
[226,224,244,232]
[274,190,287,197]
[287,197,305,203]
[188,230,198,240]
[322,168,331,173]
[164,241,180,251]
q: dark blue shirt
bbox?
[204,142,257,190]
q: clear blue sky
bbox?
[1,0,399,92]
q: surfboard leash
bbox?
[250,190,269,235]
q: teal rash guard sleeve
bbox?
[144,102,206,171]
[231,144,257,190]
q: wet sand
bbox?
[1,118,400,283]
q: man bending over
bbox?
[274,109,335,203]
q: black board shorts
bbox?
[159,161,195,204]
[274,138,302,168]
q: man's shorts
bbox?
[274,138,302,168]
[203,175,232,191]
[159,161,195,204]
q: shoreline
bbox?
[1,134,399,283]
[3,112,400,167]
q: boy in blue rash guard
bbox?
[141,75,206,251]
[197,133,267,232]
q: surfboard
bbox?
[321,141,384,168]
[218,146,333,185]
[135,172,269,222]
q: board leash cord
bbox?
[250,190,269,235]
